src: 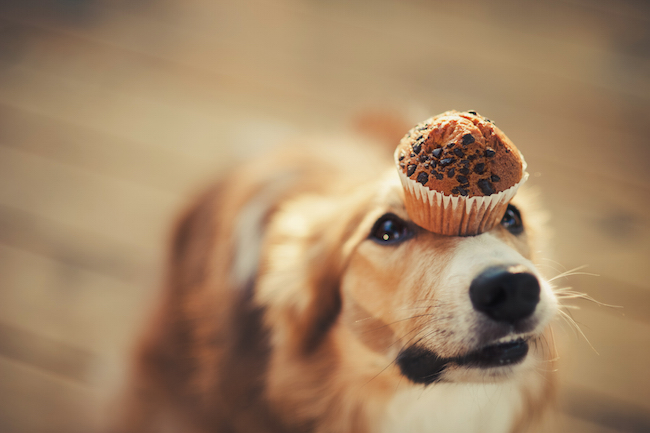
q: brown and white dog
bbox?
[118,130,558,433]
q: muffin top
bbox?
[395,111,523,197]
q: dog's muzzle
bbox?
[396,265,544,384]
[469,265,540,324]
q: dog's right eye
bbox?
[501,204,524,235]
[370,214,412,245]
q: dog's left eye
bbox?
[501,204,523,234]
[370,214,412,245]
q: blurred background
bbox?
[0,0,648,432]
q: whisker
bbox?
[364,322,436,387]
[548,265,599,282]
[531,338,558,375]
[362,358,398,388]
[534,335,545,359]
[534,258,569,276]
[557,309,599,355]
[558,304,581,310]
[538,258,567,267]
[537,332,560,366]
[410,299,444,305]
[552,271,600,281]
[393,325,433,351]
[556,310,576,334]
[554,287,621,308]
[358,314,437,335]
[549,326,559,364]
[384,324,427,352]
[396,306,436,311]
[354,303,439,327]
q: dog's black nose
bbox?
[469,265,540,323]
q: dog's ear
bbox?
[256,193,369,355]
[352,111,414,156]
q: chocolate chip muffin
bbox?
[394,110,528,236]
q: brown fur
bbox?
[116,130,557,433]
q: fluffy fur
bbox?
[117,132,558,433]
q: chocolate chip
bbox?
[457,175,468,185]
[468,111,478,115]
[453,148,465,157]
[447,168,455,178]
[461,134,475,145]
[468,154,477,161]
[419,154,428,162]
[439,158,455,166]
[459,167,470,175]
[478,179,494,195]
[399,152,405,161]
[460,159,470,167]
[446,142,456,148]
[431,148,443,158]
[485,148,496,157]
[413,143,422,154]
[457,186,468,196]
[410,153,416,157]
[430,160,437,168]
[474,163,485,174]
[435,172,444,180]
[400,163,405,168]
[417,172,429,185]
[407,165,417,176]
[491,174,501,182]
[451,187,459,194]
[424,163,429,169]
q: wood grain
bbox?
[0,0,648,431]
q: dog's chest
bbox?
[375,382,522,433]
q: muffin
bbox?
[395,110,528,236]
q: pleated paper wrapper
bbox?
[396,158,528,236]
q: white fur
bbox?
[232,173,296,287]
[377,381,522,433]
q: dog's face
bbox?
[340,176,557,385]
[256,168,557,427]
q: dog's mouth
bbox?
[459,337,529,368]
[396,335,530,385]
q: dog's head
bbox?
[255,165,557,426]
[344,176,557,386]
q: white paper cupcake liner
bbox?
[396,156,528,236]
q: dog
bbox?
[117,126,558,433]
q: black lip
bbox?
[397,339,529,385]
[458,339,529,368]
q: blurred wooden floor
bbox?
[0,0,648,432]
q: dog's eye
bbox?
[370,214,412,244]
[501,204,523,234]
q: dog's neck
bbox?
[374,380,532,433]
